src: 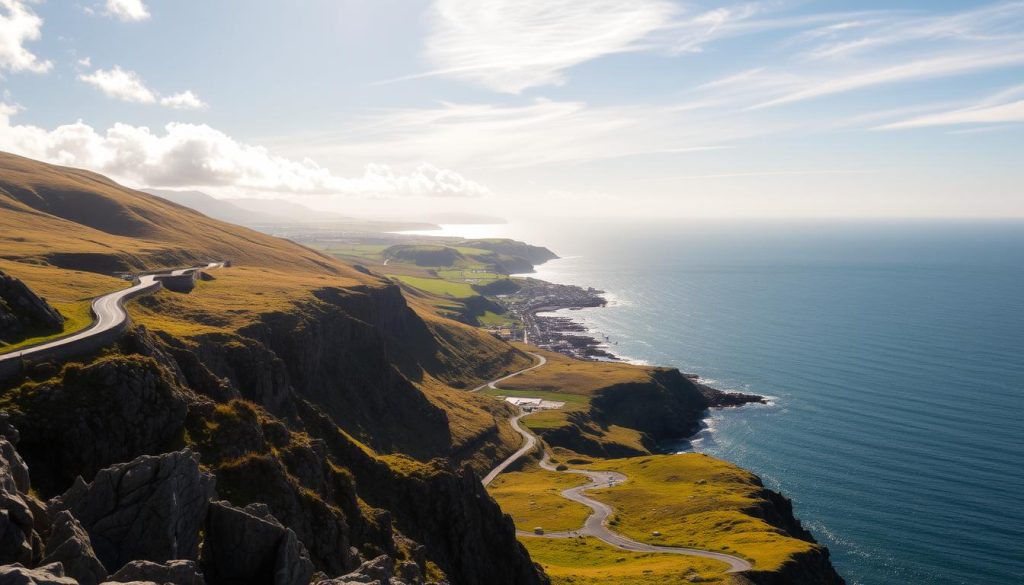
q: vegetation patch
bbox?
[582,454,817,571]
[388,274,477,298]
[488,464,590,532]
[521,536,731,584]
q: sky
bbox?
[0,0,1022,220]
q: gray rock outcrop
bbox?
[0,562,77,585]
[0,272,64,343]
[50,450,213,572]
[200,501,312,585]
[106,559,204,585]
[40,512,106,585]
[315,554,423,585]
[0,425,40,566]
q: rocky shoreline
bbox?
[499,273,766,410]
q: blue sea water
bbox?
[421,220,1024,584]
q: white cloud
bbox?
[421,0,678,93]
[105,0,150,22]
[284,98,752,172]
[0,105,490,198]
[79,66,207,110]
[79,66,157,103]
[160,90,207,110]
[880,99,1024,130]
[0,0,52,73]
[751,48,1024,109]
[398,2,870,94]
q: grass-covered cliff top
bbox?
[581,454,817,571]
[489,453,819,583]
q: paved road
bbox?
[481,414,537,486]
[524,451,753,573]
[0,262,222,363]
[471,351,547,393]
[477,350,753,574]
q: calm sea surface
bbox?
[413,220,1024,584]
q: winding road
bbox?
[0,262,222,364]
[477,352,753,574]
[471,351,547,392]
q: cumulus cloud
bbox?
[79,66,157,103]
[0,105,490,198]
[105,0,150,22]
[79,66,206,109]
[160,90,207,110]
[0,0,52,73]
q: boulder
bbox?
[51,450,213,572]
[315,554,423,585]
[40,511,107,585]
[106,559,204,585]
[0,562,77,585]
[200,501,312,585]
[0,432,40,565]
[0,271,64,343]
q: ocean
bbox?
[413,220,1024,584]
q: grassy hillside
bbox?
[0,152,357,275]
[0,151,532,465]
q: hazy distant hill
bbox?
[225,197,351,223]
[146,189,276,225]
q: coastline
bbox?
[505,263,767,422]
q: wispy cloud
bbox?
[79,66,157,103]
[419,0,679,93]
[293,99,752,170]
[79,66,207,109]
[751,48,1024,109]
[880,98,1024,130]
[0,0,52,73]
[104,0,150,22]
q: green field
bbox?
[387,274,477,298]
[476,310,513,327]
[0,299,95,354]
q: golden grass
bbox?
[500,346,656,396]
[0,151,374,278]
[127,266,367,337]
[582,454,816,571]
[521,536,731,585]
[488,464,591,532]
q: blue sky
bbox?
[1,0,1022,219]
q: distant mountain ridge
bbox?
[146,189,352,225]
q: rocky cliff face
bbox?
[591,368,763,442]
[745,487,846,585]
[0,271,64,344]
[0,278,547,585]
